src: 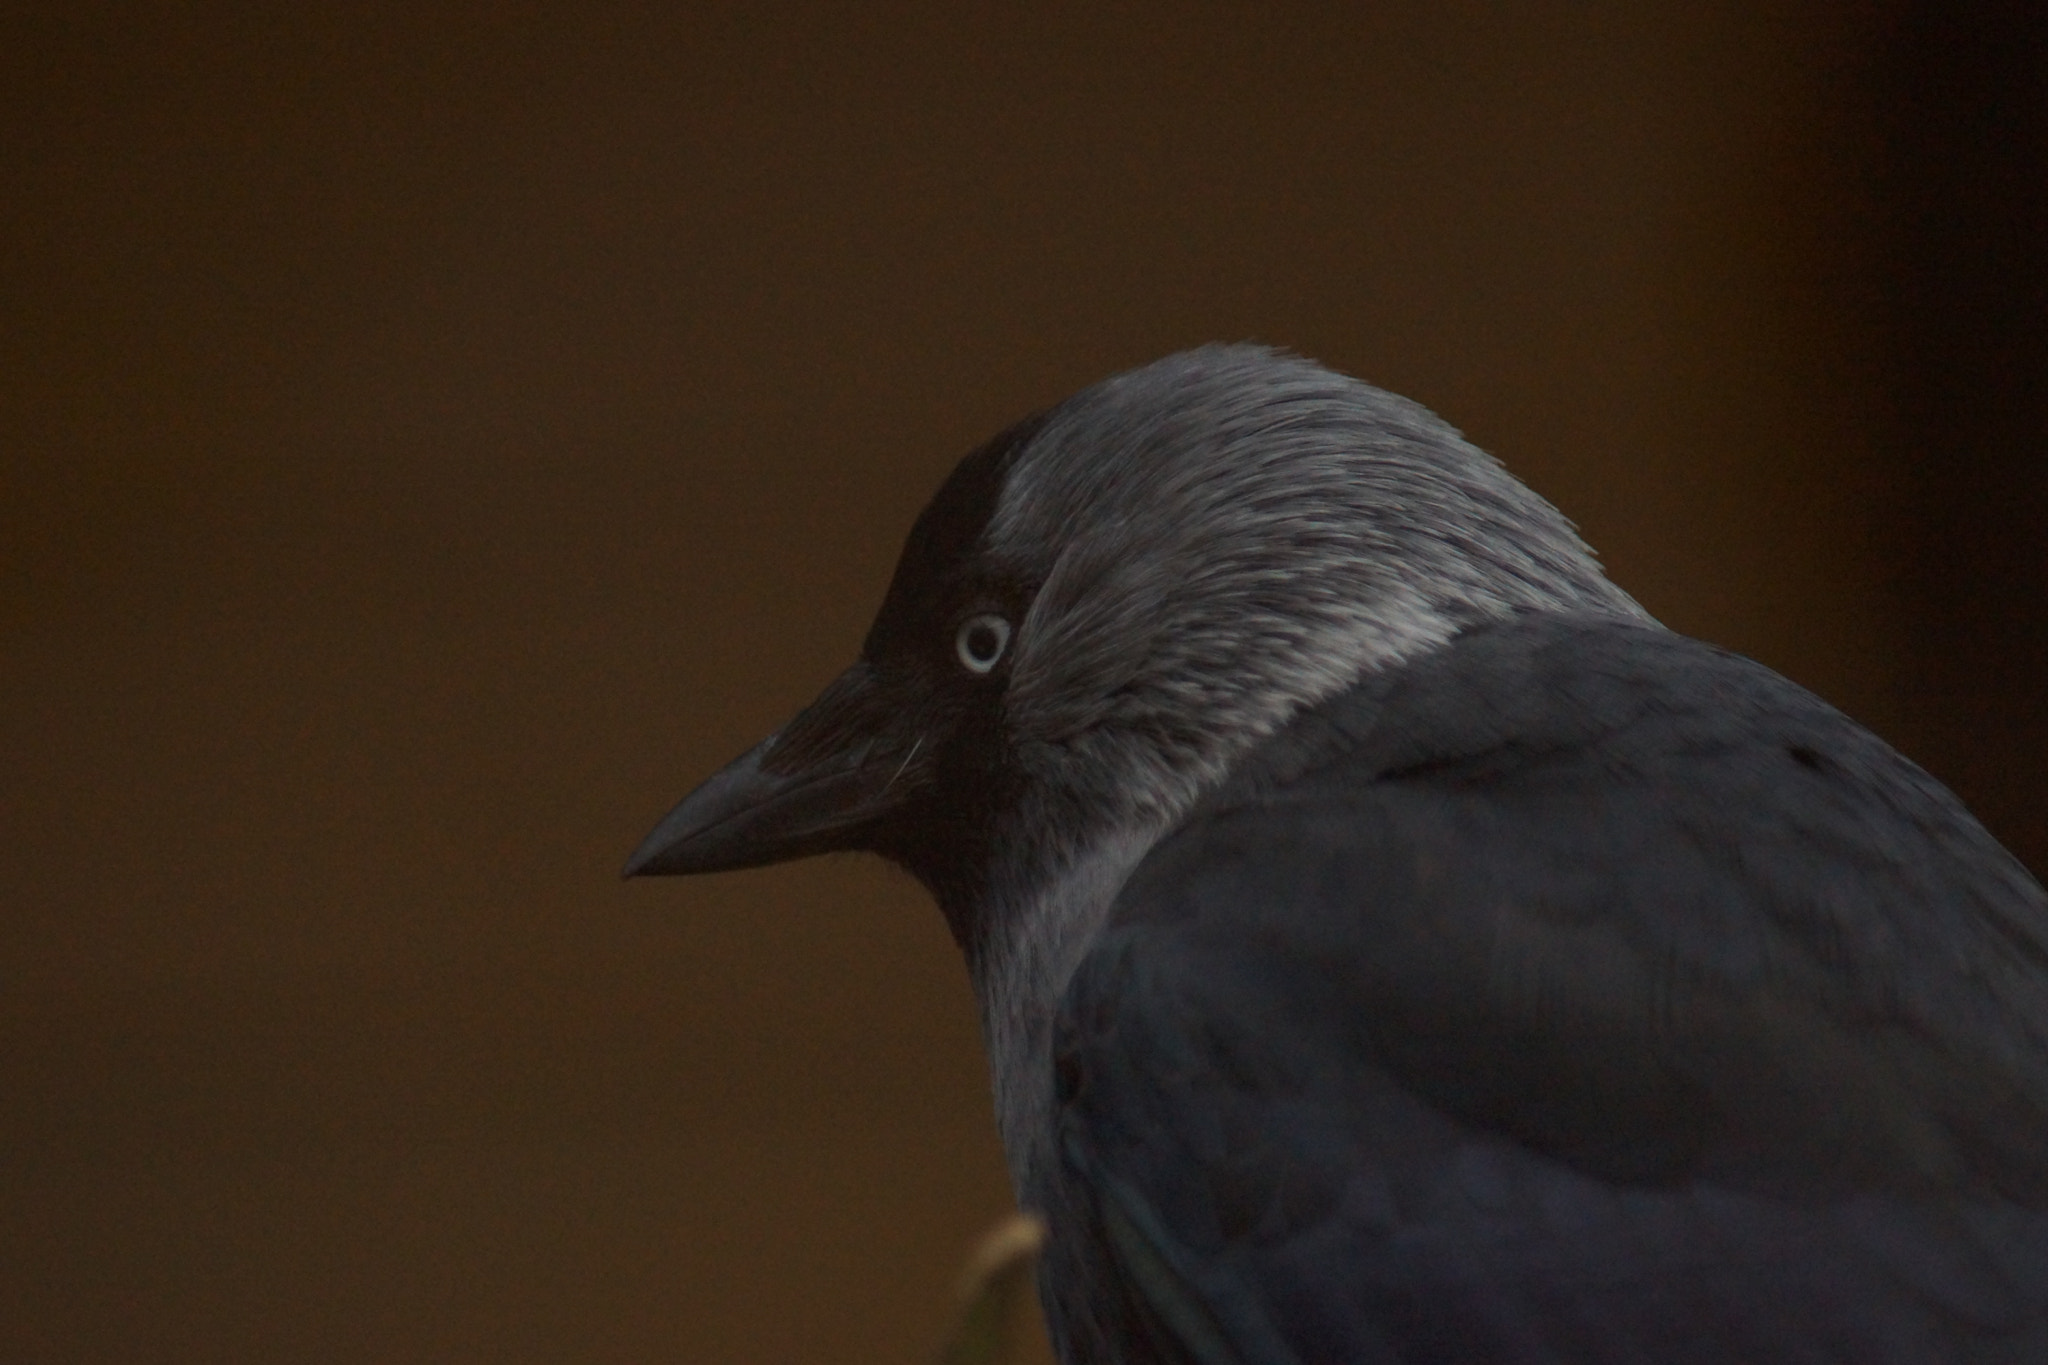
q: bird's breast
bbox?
[972,819,1167,1205]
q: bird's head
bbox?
[625,345,1642,953]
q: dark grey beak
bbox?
[622,662,921,878]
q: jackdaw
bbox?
[626,345,2048,1364]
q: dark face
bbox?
[624,414,1049,950]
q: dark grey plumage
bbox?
[627,345,2048,1364]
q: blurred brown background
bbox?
[4,3,2044,1361]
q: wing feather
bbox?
[1051,617,2048,1364]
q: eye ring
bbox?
[954,614,1012,674]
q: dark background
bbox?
[5,4,2044,1361]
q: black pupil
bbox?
[967,623,1000,662]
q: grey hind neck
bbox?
[970,820,1167,1205]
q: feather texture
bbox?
[1050,615,2048,1364]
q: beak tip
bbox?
[620,821,690,880]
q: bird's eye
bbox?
[954,614,1011,674]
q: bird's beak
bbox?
[622,661,922,878]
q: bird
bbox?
[625,345,2048,1363]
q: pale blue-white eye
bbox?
[955,614,1011,674]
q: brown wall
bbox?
[5,4,2043,1361]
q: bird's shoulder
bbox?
[1046,612,2048,1362]
[1073,610,2048,1189]
[1114,613,2048,1096]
